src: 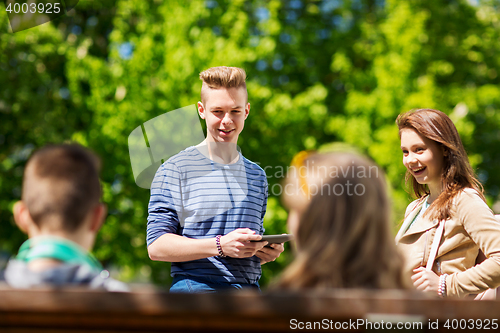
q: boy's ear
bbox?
[89,203,107,233]
[245,103,250,119]
[13,201,34,235]
[197,101,206,119]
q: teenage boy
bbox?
[3,144,127,291]
[147,66,283,292]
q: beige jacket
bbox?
[395,188,500,297]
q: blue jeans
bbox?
[169,275,260,293]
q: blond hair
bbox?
[199,66,247,104]
[277,152,409,290]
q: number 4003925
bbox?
[5,2,61,14]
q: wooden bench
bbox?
[1,286,500,332]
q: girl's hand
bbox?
[255,243,284,265]
[411,266,440,294]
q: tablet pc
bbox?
[252,234,294,244]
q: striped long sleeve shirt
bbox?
[147,146,268,284]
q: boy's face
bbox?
[198,87,250,144]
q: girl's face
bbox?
[284,177,309,239]
[400,128,444,192]
[286,208,301,238]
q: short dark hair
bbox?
[22,144,102,232]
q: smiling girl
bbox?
[395,109,500,298]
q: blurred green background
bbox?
[2,0,500,288]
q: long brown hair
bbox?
[396,109,484,221]
[277,152,408,290]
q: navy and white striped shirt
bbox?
[147,146,268,284]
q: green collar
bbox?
[16,236,102,272]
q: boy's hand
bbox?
[256,243,284,265]
[220,228,267,258]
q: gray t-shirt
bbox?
[3,259,128,291]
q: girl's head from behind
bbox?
[396,109,483,219]
[279,151,407,290]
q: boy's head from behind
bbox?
[198,66,250,144]
[14,144,105,249]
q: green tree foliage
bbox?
[2,0,500,287]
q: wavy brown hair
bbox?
[277,152,409,290]
[396,109,484,221]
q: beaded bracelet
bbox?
[438,274,448,297]
[215,235,225,257]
